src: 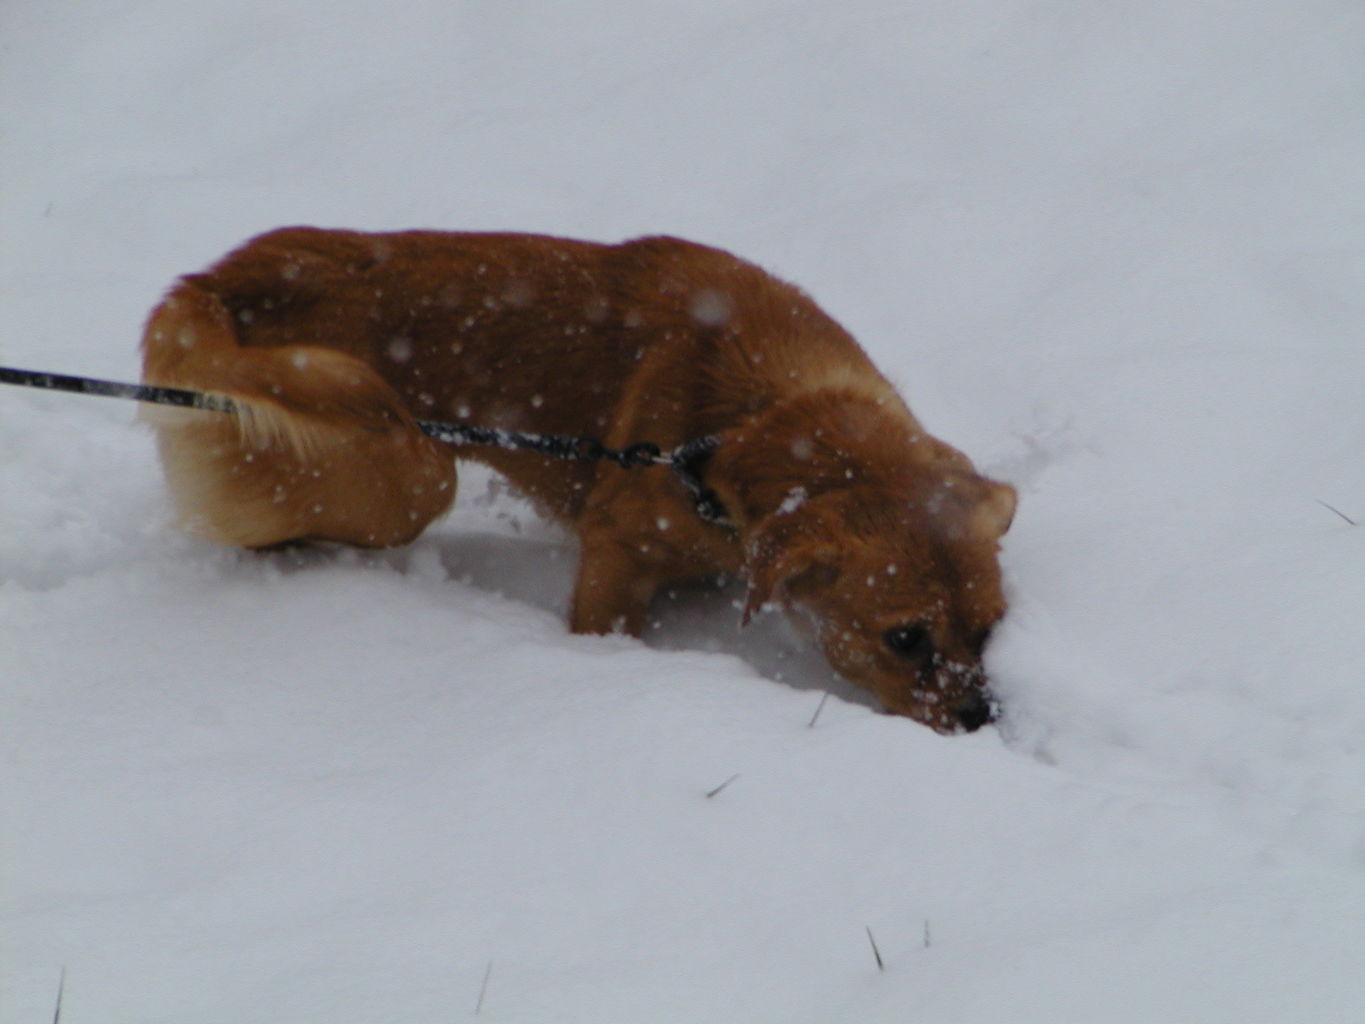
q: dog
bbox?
[140,227,1016,733]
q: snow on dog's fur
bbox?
[141,228,1015,732]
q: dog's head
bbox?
[742,473,1016,734]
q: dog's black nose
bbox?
[956,692,995,733]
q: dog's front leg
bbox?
[568,471,738,636]
[569,529,660,636]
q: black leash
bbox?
[0,365,237,413]
[0,365,732,526]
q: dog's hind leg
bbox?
[140,282,456,549]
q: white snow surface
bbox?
[3,2,1364,1022]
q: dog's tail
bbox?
[140,280,456,548]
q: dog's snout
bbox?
[955,691,995,733]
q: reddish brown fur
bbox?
[141,228,1015,733]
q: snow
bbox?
[2,1,1364,1021]
[777,486,808,516]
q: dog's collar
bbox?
[668,436,734,528]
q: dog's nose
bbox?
[955,692,995,733]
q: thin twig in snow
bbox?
[1317,499,1358,526]
[475,960,493,1015]
[706,774,740,799]
[808,691,830,728]
[52,967,66,1024]
[866,927,885,972]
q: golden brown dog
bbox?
[141,228,1015,733]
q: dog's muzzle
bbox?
[954,689,996,733]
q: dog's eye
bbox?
[884,624,932,658]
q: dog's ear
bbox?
[742,513,841,625]
[970,478,1017,540]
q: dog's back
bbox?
[142,228,899,539]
